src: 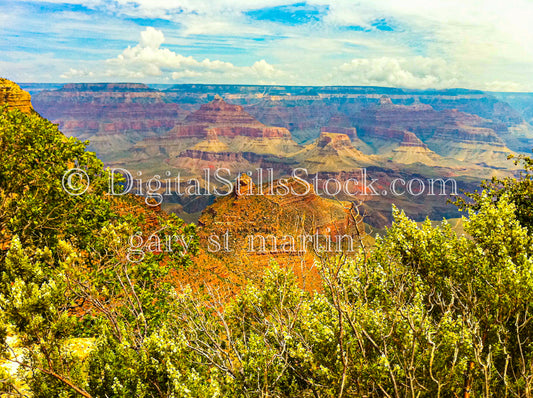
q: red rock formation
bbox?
[198,174,365,249]
[179,150,248,162]
[356,96,504,146]
[400,131,428,148]
[59,119,177,136]
[386,131,443,166]
[349,96,513,166]
[167,150,295,182]
[0,78,33,114]
[187,174,369,293]
[171,125,291,139]
[320,126,358,141]
[321,115,372,153]
[233,173,255,197]
[316,131,353,149]
[133,97,301,173]
[179,150,288,164]
[185,95,259,125]
[245,100,335,143]
[169,96,293,140]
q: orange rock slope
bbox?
[176,173,370,295]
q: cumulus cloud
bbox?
[320,0,533,90]
[484,81,522,92]
[332,57,459,89]
[60,68,95,79]
[10,0,533,90]
[139,27,165,49]
[88,27,286,83]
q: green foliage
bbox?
[0,106,117,254]
[1,104,533,397]
[455,153,533,231]
[0,106,198,397]
[377,194,533,396]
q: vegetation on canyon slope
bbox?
[1,104,533,397]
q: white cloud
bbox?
[9,0,533,90]
[332,57,459,89]
[171,70,203,79]
[249,59,276,76]
[317,0,533,90]
[106,0,290,16]
[484,81,522,92]
[106,28,235,77]
[180,16,270,37]
[139,27,165,49]
[74,27,287,83]
[60,68,95,79]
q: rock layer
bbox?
[290,132,376,172]
[352,97,514,165]
[386,131,443,166]
[0,78,33,114]
[133,97,301,173]
[169,96,293,140]
[32,83,181,157]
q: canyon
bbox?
[31,83,182,160]
[18,82,533,226]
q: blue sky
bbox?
[1,0,532,90]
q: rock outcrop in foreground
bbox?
[0,78,33,114]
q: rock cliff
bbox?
[290,132,376,172]
[32,83,182,157]
[169,96,293,140]
[386,131,443,166]
[352,97,513,166]
[133,97,301,174]
[23,82,529,227]
[0,78,33,114]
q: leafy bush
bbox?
[1,105,533,397]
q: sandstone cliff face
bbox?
[320,125,372,153]
[174,150,291,167]
[0,78,33,114]
[107,83,533,151]
[185,96,259,125]
[198,174,361,250]
[20,82,526,227]
[246,101,335,143]
[399,131,428,148]
[290,132,376,172]
[354,97,476,142]
[171,124,291,139]
[189,174,368,292]
[320,126,358,142]
[30,83,532,166]
[386,131,443,166]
